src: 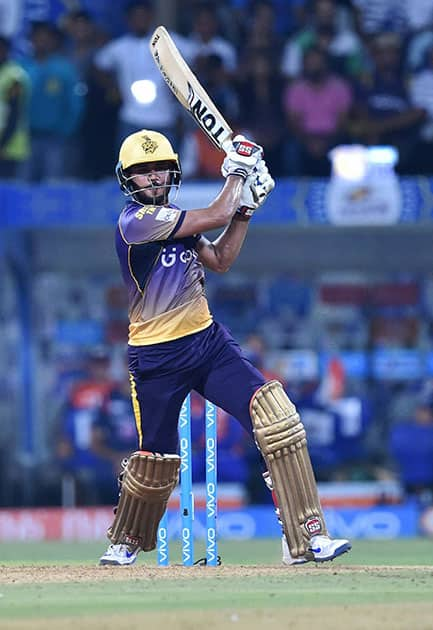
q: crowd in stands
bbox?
[0,269,429,508]
[1,0,433,181]
[2,0,433,508]
[49,326,433,508]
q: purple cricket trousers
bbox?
[128,321,266,453]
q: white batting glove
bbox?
[221,135,263,180]
[236,160,275,219]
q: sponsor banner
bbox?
[1,177,427,228]
[324,504,419,539]
[424,352,433,376]
[0,503,420,541]
[155,505,420,540]
[324,145,410,226]
[325,178,402,226]
[0,508,113,542]
[269,350,319,382]
[56,320,104,345]
[372,349,424,380]
[321,352,368,379]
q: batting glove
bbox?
[236,160,275,219]
[221,135,263,180]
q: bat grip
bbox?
[221,138,233,154]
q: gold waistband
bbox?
[128,295,213,346]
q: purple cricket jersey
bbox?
[116,200,212,346]
[115,200,266,453]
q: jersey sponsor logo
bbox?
[156,207,178,222]
[135,206,157,220]
[161,245,197,267]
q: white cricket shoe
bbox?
[281,536,310,565]
[282,534,351,565]
[309,534,352,562]
[99,544,139,566]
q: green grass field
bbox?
[0,538,432,630]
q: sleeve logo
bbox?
[156,207,178,222]
[135,205,156,220]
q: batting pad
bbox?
[108,451,180,552]
[250,381,328,558]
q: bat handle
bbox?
[221,138,233,154]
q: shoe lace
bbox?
[108,544,126,553]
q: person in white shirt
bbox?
[189,4,237,75]
[94,0,195,145]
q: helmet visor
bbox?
[119,160,181,205]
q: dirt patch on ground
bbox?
[1,564,432,584]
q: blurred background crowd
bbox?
[1,0,433,511]
[3,0,433,180]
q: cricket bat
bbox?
[150,25,233,151]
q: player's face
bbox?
[127,161,173,204]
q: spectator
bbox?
[283,46,353,175]
[230,0,306,40]
[389,392,433,502]
[410,44,433,175]
[236,47,286,176]
[348,32,426,173]
[281,0,363,79]
[20,21,84,182]
[94,0,194,147]
[90,377,138,488]
[189,3,237,75]
[240,1,282,56]
[242,332,286,384]
[296,392,346,480]
[291,358,373,481]
[55,348,116,505]
[62,9,106,79]
[0,36,30,179]
[61,9,118,179]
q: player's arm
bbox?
[195,215,249,273]
[196,162,275,273]
[175,175,244,237]
[174,136,262,238]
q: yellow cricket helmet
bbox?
[119,130,179,170]
[116,129,181,201]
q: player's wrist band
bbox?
[234,206,253,221]
[227,169,248,181]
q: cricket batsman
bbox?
[98,129,351,566]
